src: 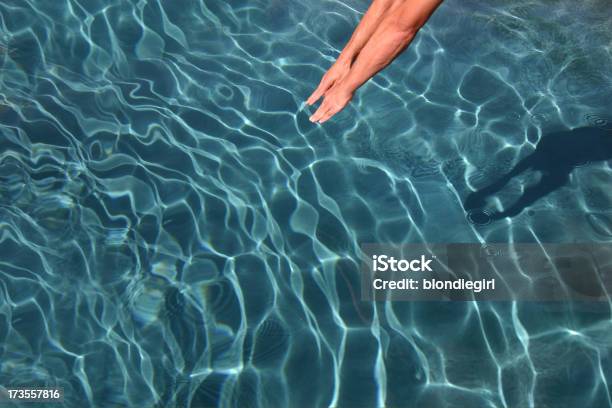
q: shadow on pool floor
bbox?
[464,126,612,223]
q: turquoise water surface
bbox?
[1,0,612,407]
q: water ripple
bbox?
[0,0,611,407]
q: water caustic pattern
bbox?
[0,0,611,407]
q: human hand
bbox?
[308,84,354,123]
[306,58,351,106]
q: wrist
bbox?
[336,52,355,67]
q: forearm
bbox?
[336,0,405,64]
[342,0,443,90]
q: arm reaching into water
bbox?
[307,0,443,123]
[306,0,405,105]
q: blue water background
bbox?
[1,0,612,407]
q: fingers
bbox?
[316,105,340,124]
[309,101,329,123]
[308,83,353,123]
[306,78,333,105]
[306,86,323,105]
[309,99,340,123]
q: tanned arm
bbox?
[306,0,404,105]
[308,0,444,123]
[335,0,406,65]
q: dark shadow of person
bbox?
[464,126,612,221]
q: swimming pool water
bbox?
[1,0,611,407]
